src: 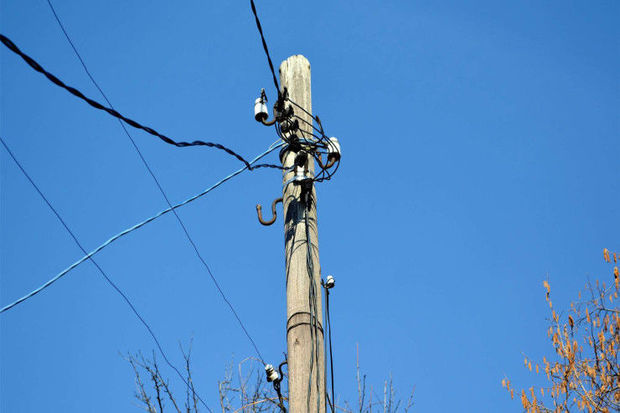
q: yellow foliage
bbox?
[504,249,620,412]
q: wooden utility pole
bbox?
[280,55,326,413]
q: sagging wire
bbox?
[0,135,213,412]
[43,0,269,364]
[0,33,282,171]
[0,141,285,314]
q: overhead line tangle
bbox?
[44,0,265,362]
[0,135,213,412]
[0,141,285,315]
[0,33,282,171]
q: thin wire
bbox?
[249,0,280,95]
[325,288,335,413]
[285,97,317,122]
[0,33,281,171]
[291,114,325,137]
[304,207,321,413]
[0,135,213,412]
[44,0,266,362]
[0,142,284,315]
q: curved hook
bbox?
[260,101,294,127]
[316,153,337,170]
[256,197,283,226]
[260,117,278,127]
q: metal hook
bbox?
[261,99,294,127]
[256,197,283,226]
[317,153,337,170]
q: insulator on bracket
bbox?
[325,275,335,289]
[265,364,279,382]
[254,89,269,122]
[327,137,341,161]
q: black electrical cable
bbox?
[0,33,282,171]
[245,1,340,182]
[291,114,326,138]
[0,135,213,412]
[304,204,322,413]
[325,286,335,413]
[270,359,288,413]
[43,0,266,364]
[313,156,340,184]
[249,0,280,95]
[285,97,317,121]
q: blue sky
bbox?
[1,1,618,412]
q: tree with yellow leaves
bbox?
[503,249,620,412]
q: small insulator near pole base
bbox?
[265,364,279,382]
[325,275,335,289]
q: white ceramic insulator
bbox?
[326,275,335,288]
[254,98,268,121]
[265,364,279,382]
[327,137,341,158]
[295,165,305,180]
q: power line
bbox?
[324,283,335,413]
[0,33,281,171]
[0,135,213,412]
[44,0,265,363]
[0,141,284,315]
[249,0,280,95]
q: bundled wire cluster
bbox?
[256,88,341,184]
